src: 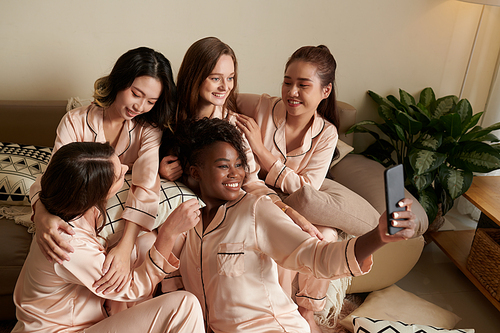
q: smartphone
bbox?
[384,164,406,235]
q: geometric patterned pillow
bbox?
[352,316,475,333]
[0,142,52,205]
[101,174,203,247]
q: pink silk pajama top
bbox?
[30,104,162,231]
[163,192,372,333]
[12,208,179,333]
[237,93,339,194]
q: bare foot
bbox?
[298,306,322,333]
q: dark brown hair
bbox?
[285,45,339,129]
[40,142,115,235]
[93,47,177,131]
[175,37,239,125]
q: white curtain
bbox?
[482,52,500,136]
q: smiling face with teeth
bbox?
[198,54,235,115]
[281,60,332,120]
[191,141,245,207]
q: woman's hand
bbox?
[276,202,324,240]
[159,155,183,181]
[159,199,200,239]
[378,198,416,243]
[155,199,200,255]
[235,114,265,154]
[94,244,132,294]
[94,221,141,294]
[33,200,75,264]
[235,113,278,172]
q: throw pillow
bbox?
[330,139,354,168]
[352,316,474,333]
[101,175,203,246]
[340,285,462,332]
[0,142,52,205]
[283,178,379,236]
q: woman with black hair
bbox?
[162,118,416,333]
[30,46,177,294]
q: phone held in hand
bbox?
[384,164,405,235]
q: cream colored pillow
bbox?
[352,316,474,333]
[330,139,354,168]
[340,285,462,332]
[103,175,203,246]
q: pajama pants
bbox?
[85,291,204,333]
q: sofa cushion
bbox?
[284,178,379,236]
[352,316,474,333]
[0,142,52,205]
[102,175,203,246]
[340,285,462,332]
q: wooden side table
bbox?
[429,176,500,311]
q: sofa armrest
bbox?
[328,153,428,237]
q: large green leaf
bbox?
[409,148,447,175]
[448,141,500,173]
[419,87,436,108]
[412,172,433,191]
[434,180,454,215]
[441,113,462,139]
[416,133,442,151]
[368,90,394,109]
[461,112,483,136]
[411,104,431,124]
[472,133,499,143]
[394,123,408,144]
[395,110,422,135]
[466,122,500,141]
[438,165,473,200]
[347,120,378,133]
[417,187,438,223]
[453,99,472,124]
[431,96,457,119]
[388,95,408,112]
[400,89,416,107]
[378,105,395,124]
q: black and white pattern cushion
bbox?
[352,317,474,333]
[102,174,203,246]
[0,142,52,205]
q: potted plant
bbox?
[347,87,500,228]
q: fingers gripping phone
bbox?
[384,164,405,235]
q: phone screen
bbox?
[384,164,405,235]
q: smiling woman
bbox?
[28,46,178,298]
[160,117,416,333]
[235,45,382,332]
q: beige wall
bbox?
[1,0,499,150]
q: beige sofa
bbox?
[0,100,427,320]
